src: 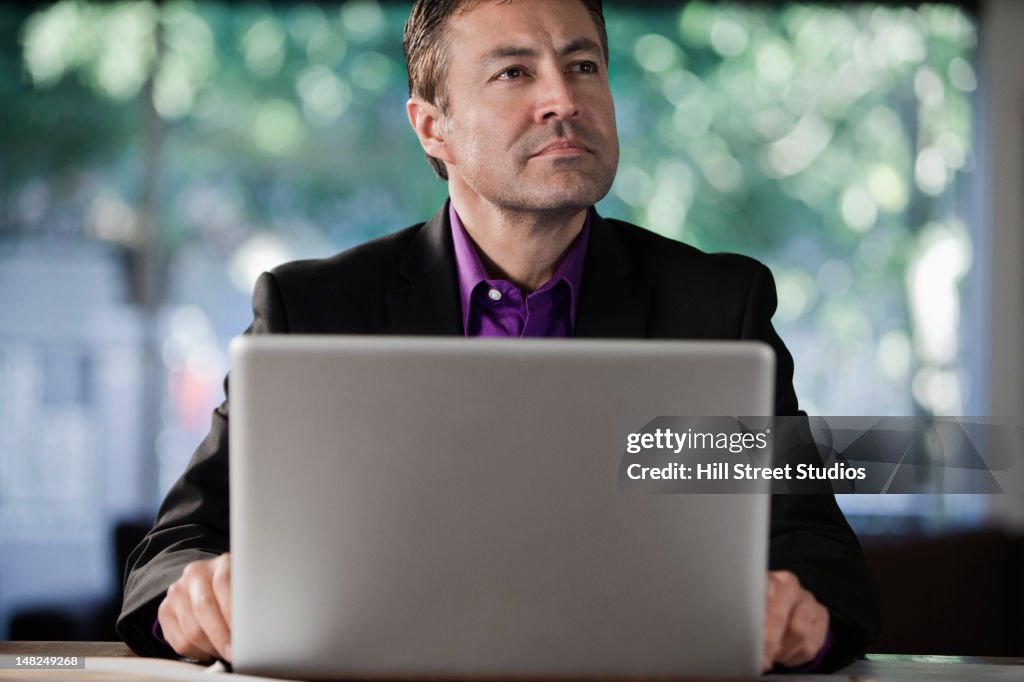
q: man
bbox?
[118,0,880,673]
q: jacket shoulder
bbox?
[270,223,422,290]
[603,217,768,285]
[258,223,424,332]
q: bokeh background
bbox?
[2,0,1021,651]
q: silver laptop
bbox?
[229,337,774,679]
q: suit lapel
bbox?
[385,203,653,339]
[574,210,653,339]
[385,203,463,336]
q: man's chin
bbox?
[550,185,614,213]
[526,172,615,211]
[474,167,615,214]
[507,191,607,215]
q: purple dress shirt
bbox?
[449,202,588,338]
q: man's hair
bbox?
[403,0,609,180]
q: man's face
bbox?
[438,0,619,215]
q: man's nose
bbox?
[535,72,579,123]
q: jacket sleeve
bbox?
[116,272,290,656]
[741,263,882,672]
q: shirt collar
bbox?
[449,200,589,335]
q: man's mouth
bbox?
[533,139,591,157]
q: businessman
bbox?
[118,0,880,673]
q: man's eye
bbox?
[572,61,599,74]
[497,67,524,80]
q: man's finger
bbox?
[161,584,218,660]
[775,596,828,667]
[156,603,188,656]
[173,599,218,660]
[212,553,232,625]
[762,572,800,671]
[189,577,232,661]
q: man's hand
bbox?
[762,570,829,672]
[157,553,232,662]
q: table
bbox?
[0,642,1020,681]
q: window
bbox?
[0,0,983,635]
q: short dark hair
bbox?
[403,0,609,180]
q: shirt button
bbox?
[488,288,502,301]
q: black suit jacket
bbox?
[118,204,880,670]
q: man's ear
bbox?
[407,97,454,166]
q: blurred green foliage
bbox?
[2,0,977,417]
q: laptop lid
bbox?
[230,336,774,679]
